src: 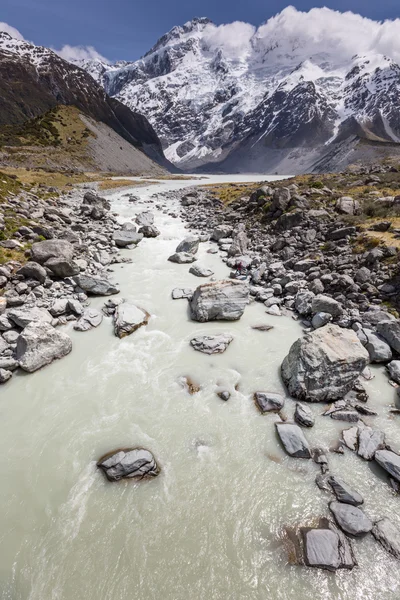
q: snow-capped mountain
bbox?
[0,31,171,170]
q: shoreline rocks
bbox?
[190,280,249,322]
[16,321,72,373]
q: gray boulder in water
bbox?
[113,230,143,247]
[294,403,315,427]
[275,422,311,458]
[190,334,233,354]
[16,321,72,373]
[168,252,197,264]
[189,264,214,277]
[190,280,249,322]
[328,476,363,506]
[97,448,160,482]
[114,302,150,338]
[374,449,400,482]
[281,324,369,402]
[176,235,199,255]
[139,224,160,238]
[372,517,400,560]
[135,211,154,227]
[329,501,372,536]
[74,274,119,296]
[254,392,285,413]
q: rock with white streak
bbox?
[190,280,249,322]
[114,302,150,338]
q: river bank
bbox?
[0,175,399,600]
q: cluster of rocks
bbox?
[0,185,158,382]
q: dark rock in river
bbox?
[372,517,400,560]
[329,501,372,536]
[97,448,160,482]
[275,422,311,458]
[254,392,285,413]
[328,476,363,506]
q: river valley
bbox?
[0,175,399,600]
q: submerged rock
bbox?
[190,334,233,355]
[16,322,72,373]
[329,501,372,536]
[281,324,369,402]
[114,302,150,338]
[97,448,160,482]
[190,280,249,322]
[254,392,285,413]
[275,422,311,458]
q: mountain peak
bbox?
[144,16,213,57]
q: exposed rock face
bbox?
[114,302,150,337]
[30,239,74,265]
[254,392,285,413]
[281,324,369,402]
[190,280,249,322]
[97,448,160,482]
[375,450,400,482]
[328,476,363,506]
[16,321,72,372]
[275,422,311,458]
[190,334,233,354]
[74,308,103,331]
[74,274,120,296]
[113,230,143,247]
[372,518,400,560]
[329,501,372,536]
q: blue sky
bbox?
[1,0,399,61]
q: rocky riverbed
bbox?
[0,174,399,599]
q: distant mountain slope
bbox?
[78,9,400,173]
[0,32,173,173]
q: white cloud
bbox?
[56,44,110,64]
[200,6,400,65]
[0,21,26,40]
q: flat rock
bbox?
[8,307,52,328]
[281,324,369,402]
[372,517,400,560]
[375,449,400,482]
[171,288,193,300]
[254,392,285,413]
[294,403,315,427]
[16,321,72,373]
[75,274,119,296]
[329,501,372,536]
[190,334,233,354]
[357,427,385,460]
[275,422,311,458]
[303,529,340,571]
[97,448,160,482]
[331,410,359,423]
[168,252,197,264]
[74,308,103,332]
[328,476,363,506]
[190,280,249,322]
[114,302,150,338]
[113,230,143,247]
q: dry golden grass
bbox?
[358,217,400,249]
[0,166,95,189]
[203,182,266,206]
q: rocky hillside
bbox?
[0,32,173,173]
[78,9,400,173]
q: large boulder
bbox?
[16,261,47,284]
[114,302,150,338]
[74,274,119,296]
[8,307,52,328]
[302,525,355,571]
[228,224,248,257]
[16,322,72,372]
[30,239,74,265]
[135,211,154,227]
[275,422,311,458]
[281,324,369,402]
[81,191,110,220]
[365,333,392,363]
[139,224,160,238]
[176,235,199,255]
[113,230,143,248]
[97,448,160,482]
[190,280,249,322]
[190,334,233,354]
[44,256,80,278]
[336,197,360,215]
[311,295,343,318]
[211,225,232,242]
[377,320,400,354]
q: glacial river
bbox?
[0,175,399,600]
